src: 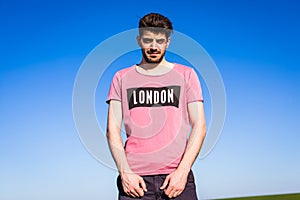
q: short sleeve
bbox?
[106,72,122,104]
[186,68,204,103]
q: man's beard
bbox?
[142,49,166,64]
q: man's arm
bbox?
[160,101,206,198]
[106,100,147,198]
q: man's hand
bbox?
[121,172,147,198]
[160,169,189,198]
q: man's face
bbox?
[138,31,170,64]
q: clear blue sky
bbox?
[1,0,299,199]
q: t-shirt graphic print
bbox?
[127,85,180,109]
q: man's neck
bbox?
[137,59,174,76]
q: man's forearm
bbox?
[160,113,206,198]
[107,130,132,174]
[177,122,206,173]
[106,100,132,174]
[106,106,147,197]
[177,101,206,173]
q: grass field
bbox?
[219,193,300,200]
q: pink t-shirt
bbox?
[106,63,203,175]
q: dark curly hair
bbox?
[138,13,173,38]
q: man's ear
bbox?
[166,37,171,48]
[136,35,142,47]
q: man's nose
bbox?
[149,40,159,49]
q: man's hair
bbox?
[139,13,173,38]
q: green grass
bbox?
[218,193,300,200]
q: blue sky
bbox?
[1,0,300,199]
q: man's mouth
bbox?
[148,52,160,56]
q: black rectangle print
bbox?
[127,85,181,109]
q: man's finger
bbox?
[129,189,139,198]
[127,187,139,198]
[139,178,147,192]
[135,187,144,197]
[172,190,182,198]
[160,175,170,190]
[168,188,179,198]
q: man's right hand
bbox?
[120,172,147,198]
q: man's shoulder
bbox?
[114,65,136,77]
[174,63,195,74]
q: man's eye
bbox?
[143,39,153,43]
[156,39,165,44]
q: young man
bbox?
[106,13,206,200]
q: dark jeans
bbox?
[117,170,198,200]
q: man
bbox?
[106,13,206,200]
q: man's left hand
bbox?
[160,168,189,198]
